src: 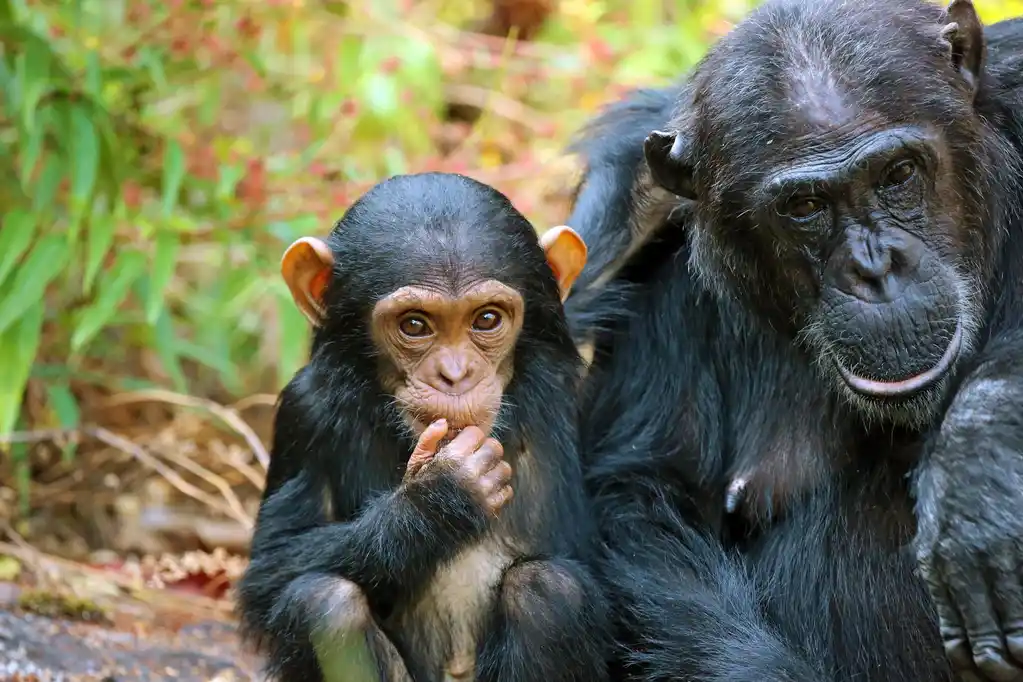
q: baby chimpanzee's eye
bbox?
[399,314,432,337]
[472,309,502,332]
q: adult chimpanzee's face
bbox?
[644,0,1005,423]
[745,124,969,411]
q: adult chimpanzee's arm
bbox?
[588,463,826,682]
[572,243,827,681]
[914,331,1023,681]
[473,557,611,682]
[562,86,682,346]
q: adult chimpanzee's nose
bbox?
[831,229,924,303]
[428,350,481,395]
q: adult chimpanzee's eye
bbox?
[399,314,432,337]
[881,159,916,188]
[784,196,826,220]
[472,309,503,332]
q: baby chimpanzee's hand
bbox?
[405,420,513,517]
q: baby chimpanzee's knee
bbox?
[272,573,372,637]
[500,560,586,623]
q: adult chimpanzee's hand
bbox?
[915,379,1023,682]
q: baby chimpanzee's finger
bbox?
[469,437,505,472]
[479,461,513,495]
[437,426,487,463]
[484,485,514,516]
[405,419,448,479]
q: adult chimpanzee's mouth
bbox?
[835,321,963,398]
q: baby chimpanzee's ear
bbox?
[540,226,588,301]
[281,237,334,326]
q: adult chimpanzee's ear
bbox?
[540,225,588,301]
[281,237,334,326]
[941,0,986,96]
[644,129,696,201]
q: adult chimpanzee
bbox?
[563,1,1023,681]
[236,173,609,682]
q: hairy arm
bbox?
[237,390,492,658]
[244,465,489,603]
[914,330,1023,680]
[587,454,825,682]
[562,85,685,347]
[576,250,825,681]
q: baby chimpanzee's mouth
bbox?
[835,321,963,398]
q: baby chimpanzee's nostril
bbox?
[437,356,469,385]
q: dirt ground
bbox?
[0,545,263,681]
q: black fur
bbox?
[565,2,1023,681]
[237,173,610,682]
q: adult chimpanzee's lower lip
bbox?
[835,321,963,398]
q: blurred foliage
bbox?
[0,0,1020,507]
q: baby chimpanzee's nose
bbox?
[427,350,482,395]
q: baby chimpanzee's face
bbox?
[370,277,525,440]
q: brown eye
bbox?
[399,314,432,338]
[881,159,916,188]
[784,196,826,220]
[472,309,502,332]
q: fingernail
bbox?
[435,418,447,427]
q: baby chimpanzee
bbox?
[236,173,609,682]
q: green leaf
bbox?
[150,310,188,392]
[0,50,13,113]
[215,163,245,203]
[18,119,45,186]
[0,300,44,438]
[383,146,407,176]
[146,231,179,324]
[333,35,362,94]
[83,209,116,294]
[276,284,310,388]
[0,210,37,289]
[69,103,100,207]
[360,72,399,121]
[44,381,80,462]
[161,140,185,218]
[84,49,103,99]
[19,38,53,131]
[31,154,64,215]
[0,235,70,337]
[45,382,80,429]
[175,337,240,390]
[71,249,147,352]
[138,46,167,89]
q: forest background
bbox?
[0,0,1021,626]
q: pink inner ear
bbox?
[309,268,330,302]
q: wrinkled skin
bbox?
[564,1,1023,680]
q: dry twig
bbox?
[101,389,270,470]
[0,426,255,528]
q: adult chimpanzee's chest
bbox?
[721,430,951,681]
